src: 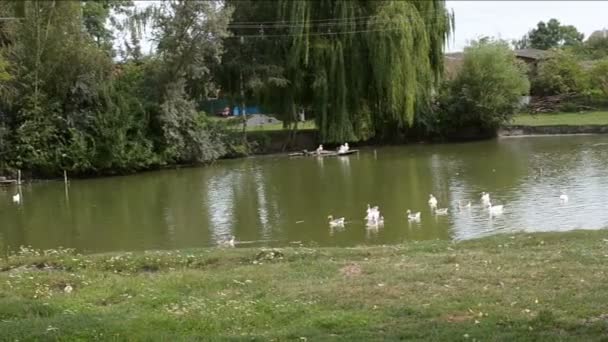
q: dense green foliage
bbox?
[0,0,459,175]
[437,41,529,130]
[589,58,608,97]
[570,30,608,60]
[0,0,233,176]
[222,0,453,143]
[531,50,588,96]
[515,18,584,50]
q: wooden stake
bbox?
[17,169,21,185]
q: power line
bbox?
[227,15,452,35]
[227,8,451,26]
[225,27,417,39]
[228,15,378,25]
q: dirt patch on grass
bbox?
[443,312,474,323]
[340,263,362,277]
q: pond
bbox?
[2,135,608,254]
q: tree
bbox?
[438,40,529,130]
[531,50,588,96]
[589,58,608,97]
[151,0,232,163]
[580,30,608,60]
[516,19,584,50]
[225,0,453,143]
[0,0,233,176]
[218,0,289,146]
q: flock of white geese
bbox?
[328,190,570,228]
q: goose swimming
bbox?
[488,202,504,216]
[435,208,448,216]
[328,215,345,227]
[481,192,490,206]
[406,209,421,222]
[428,194,438,209]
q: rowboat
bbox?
[288,149,359,157]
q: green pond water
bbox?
[2,135,608,254]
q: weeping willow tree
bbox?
[275,0,453,143]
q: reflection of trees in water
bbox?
[206,169,239,243]
[253,168,272,237]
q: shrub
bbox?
[589,58,608,97]
[531,50,588,96]
[437,40,530,130]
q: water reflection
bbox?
[206,170,239,243]
[2,135,608,253]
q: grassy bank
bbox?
[2,230,608,340]
[512,111,608,126]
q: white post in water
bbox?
[64,170,70,204]
[17,169,21,185]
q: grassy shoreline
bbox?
[2,230,608,340]
[512,111,608,126]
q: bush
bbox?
[531,50,588,96]
[437,40,530,130]
[589,58,608,97]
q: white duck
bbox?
[481,192,490,206]
[365,207,383,227]
[435,208,449,216]
[406,209,421,222]
[488,202,504,216]
[12,193,20,204]
[559,191,569,203]
[428,194,438,209]
[219,236,236,248]
[328,215,345,227]
[365,204,372,220]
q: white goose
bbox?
[406,209,421,222]
[481,192,490,206]
[219,236,236,248]
[559,191,569,203]
[488,202,504,216]
[365,207,383,228]
[435,208,449,216]
[328,215,345,227]
[428,194,438,209]
[12,193,20,204]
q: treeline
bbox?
[0,1,236,177]
[0,0,458,177]
[514,18,608,111]
[2,1,576,178]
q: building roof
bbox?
[513,48,549,60]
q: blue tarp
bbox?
[232,106,261,116]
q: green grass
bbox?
[2,230,608,340]
[511,111,608,126]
